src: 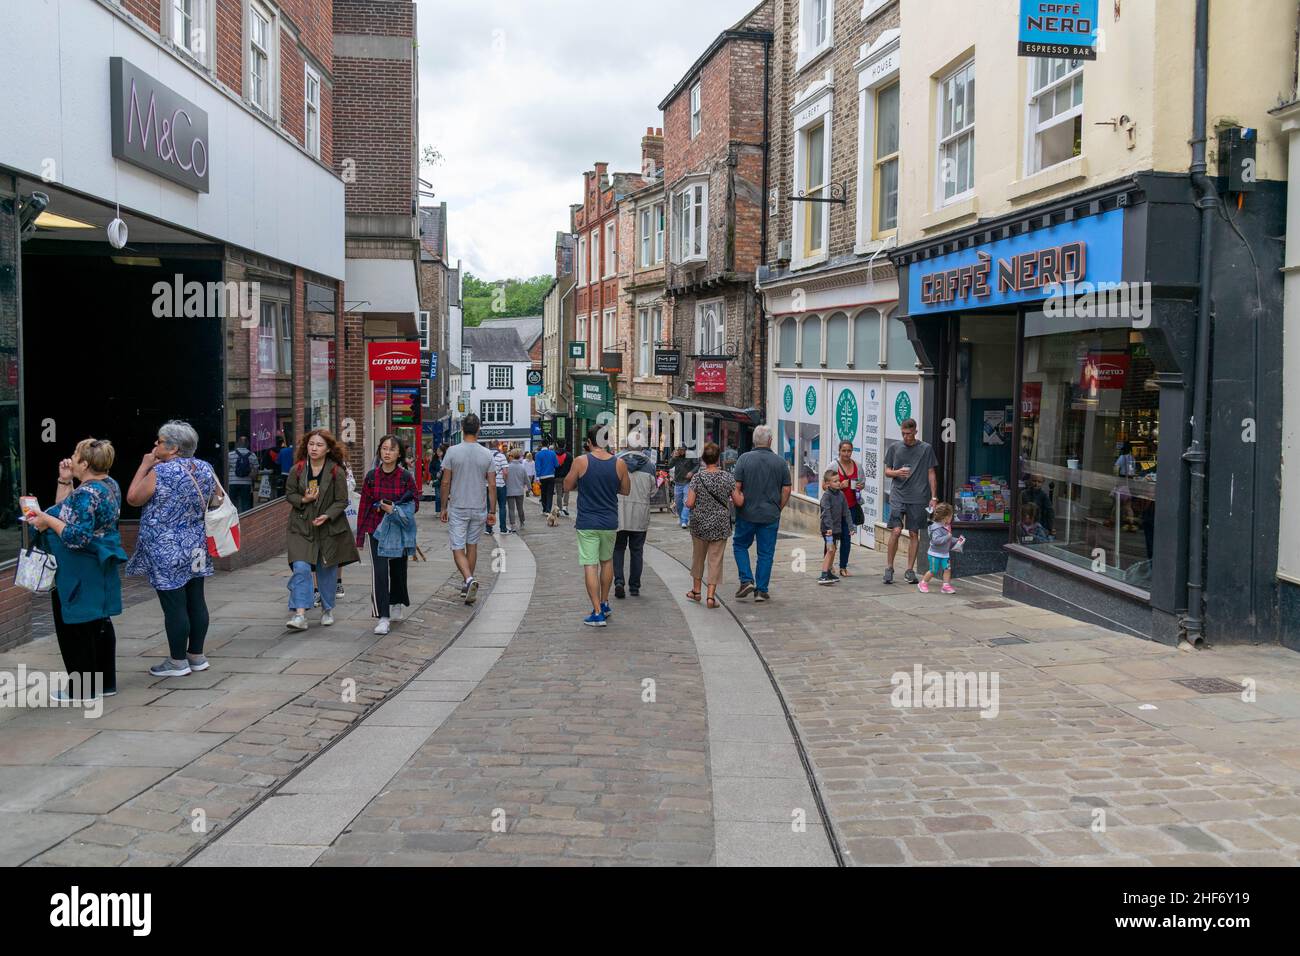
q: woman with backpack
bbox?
[284,429,359,631]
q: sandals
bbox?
[707,595,720,609]
[839,568,851,577]
[686,590,702,603]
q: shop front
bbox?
[893,175,1286,645]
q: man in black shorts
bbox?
[883,417,938,584]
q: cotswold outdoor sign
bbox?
[1017,0,1099,59]
[908,208,1123,316]
[109,58,210,193]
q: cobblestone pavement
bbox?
[0,508,481,866]
[647,522,1300,866]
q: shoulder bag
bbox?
[839,462,865,527]
[699,473,736,529]
[186,461,241,558]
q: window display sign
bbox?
[1018,0,1099,60]
[909,208,1122,315]
[861,384,883,543]
[885,382,920,440]
[777,376,798,495]
[797,378,824,498]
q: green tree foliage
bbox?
[462,273,552,326]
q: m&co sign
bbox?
[368,342,421,381]
[110,58,211,193]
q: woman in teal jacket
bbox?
[26,438,128,702]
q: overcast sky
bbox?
[415,0,757,282]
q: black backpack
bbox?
[234,450,253,478]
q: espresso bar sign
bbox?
[110,58,211,193]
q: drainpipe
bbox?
[1182,0,1216,646]
[757,32,773,424]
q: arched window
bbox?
[800,315,822,367]
[825,312,849,368]
[885,312,917,369]
[778,318,797,367]
[853,308,881,368]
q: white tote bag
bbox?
[15,537,57,592]
[190,468,241,558]
[344,491,361,536]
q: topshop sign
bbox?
[110,58,211,193]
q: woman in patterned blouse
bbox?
[27,438,126,701]
[127,420,222,680]
[685,442,744,609]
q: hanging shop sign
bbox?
[909,208,1122,316]
[109,57,211,193]
[654,350,681,376]
[600,351,623,374]
[695,361,727,394]
[368,341,421,380]
[526,368,543,396]
[569,341,587,360]
[1017,0,1099,60]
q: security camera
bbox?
[17,191,49,240]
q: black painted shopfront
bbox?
[892,174,1286,648]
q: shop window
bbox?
[778,319,797,367]
[825,312,849,368]
[1017,318,1158,589]
[306,338,333,431]
[800,316,821,367]
[0,200,19,560]
[227,280,293,511]
[951,314,1016,526]
[853,309,881,367]
[885,313,916,370]
[1027,57,1083,175]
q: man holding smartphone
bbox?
[883,418,939,585]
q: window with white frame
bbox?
[798,0,833,65]
[690,82,702,139]
[461,347,473,386]
[602,309,616,353]
[874,82,899,235]
[637,305,664,375]
[304,64,321,158]
[488,365,512,389]
[673,182,707,263]
[171,0,207,62]
[248,1,274,115]
[1027,57,1083,174]
[418,310,430,349]
[654,202,665,263]
[695,299,724,356]
[799,117,829,258]
[639,207,652,267]
[576,314,588,367]
[589,229,599,284]
[480,400,513,425]
[577,236,587,286]
[422,379,430,407]
[604,220,616,276]
[937,60,975,204]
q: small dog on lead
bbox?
[545,507,561,527]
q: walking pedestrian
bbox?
[490,441,509,535]
[834,439,866,577]
[227,435,256,513]
[554,446,573,515]
[429,444,447,514]
[523,451,537,497]
[535,439,558,514]
[614,430,655,599]
[919,502,962,594]
[667,446,697,529]
[439,413,497,604]
[882,418,939,585]
[818,469,846,586]
[355,435,417,634]
[686,442,740,610]
[731,425,791,603]
[563,426,630,626]
[126,420,221,678]
[26,438,126,701]
[504,447,529,532]
[284,429,359,631]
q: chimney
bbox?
[594,162,609,188]
[641,126,664,178]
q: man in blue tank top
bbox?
[563,426,630,626]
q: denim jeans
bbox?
[497,487,508,530]
[733,518,779,592]
[674,483,691,525]
[840,515,853,570]
[289,561,338,611]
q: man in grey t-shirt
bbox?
[731,425,792,603]
[439,413,498,604]
[883,417,939,584]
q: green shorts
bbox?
[576,529,617,566]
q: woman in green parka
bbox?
[284,429,359,631]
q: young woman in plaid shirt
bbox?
[355,435,417,634]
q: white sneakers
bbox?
[392,603,405,621]
[374,618,391,635]
[321,611,335,626]
[286,614,308,631]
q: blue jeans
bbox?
[674,483,691,525]
[497,487,508,530]
[733,518,779,592]
[289,561,338,611]
[840,515,853,570]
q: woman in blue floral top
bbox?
[126,420,222,680]
[27,438,127,702]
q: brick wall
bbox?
[215,498,290,570]
[0,569,30,653]
[280,34,306,148]
[215,0,243,91]
[122,0,161,31]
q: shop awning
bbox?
[344,257,420,316]
[668,397,764,426]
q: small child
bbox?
[818,469,845,585]
[1017,502,1050,544]
[920,502,963,594]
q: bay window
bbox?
[673,182,707,263]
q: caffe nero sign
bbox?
[110,58,210,193]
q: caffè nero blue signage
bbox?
[908,208,1123,316]
[1018,0,1099,59]
[110,58,210,193]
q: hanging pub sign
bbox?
[368,341,421,380]
[695,360,727,394]
[110,58,211,192]
[1017,1,1099,60]
[654,349,681,376]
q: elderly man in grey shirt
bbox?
[731,425,791,604]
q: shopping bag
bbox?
[531,481,541,497]
[205,490,241,558]
[344,491,361,536]
[15,537,57,592]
